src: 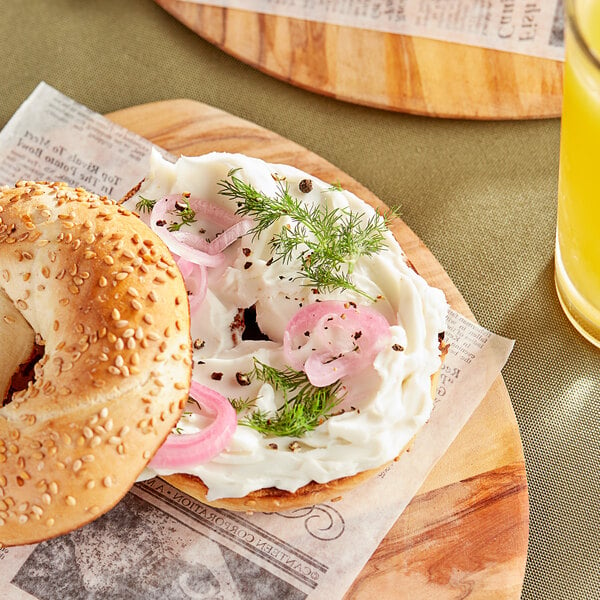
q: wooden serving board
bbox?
[107,99,529,598]
[154,0,563,119]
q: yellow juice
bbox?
[555,0,600,345]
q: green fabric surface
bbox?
[1,1,598,598]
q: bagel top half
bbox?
[0,181,192,547]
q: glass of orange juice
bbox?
[555,0,600,347]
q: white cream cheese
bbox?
[129,150,448,500]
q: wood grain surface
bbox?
[107,99,529,598]
[154,0,563,119]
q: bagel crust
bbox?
[0,182,192,547]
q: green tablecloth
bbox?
[1,1,597,598]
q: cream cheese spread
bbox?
[129,150,448,500]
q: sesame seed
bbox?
[103,476,113,488]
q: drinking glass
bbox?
[555,0,600,347]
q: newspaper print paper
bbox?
[181,0,565,60]
[0,83,515,600]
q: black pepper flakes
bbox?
[211,372,223,381]
[244,261,252,270]
[268,443,278,450]
[288,441,301,452]
[193,338,205,350]
[299,179,313,193]
[236,372,251,386]
[242,248,251,257]
[156,219,167,227]
[174,199,188,212]
[392,344,404,352]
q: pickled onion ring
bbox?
[283,301,390,387]
[150,194,252,267]
[149,382,237,469]
[176,257,207,315]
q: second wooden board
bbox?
[155,0,563,119]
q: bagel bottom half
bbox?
[161,344,447,512]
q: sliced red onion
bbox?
[149,382,237,469]
[176,257,207,315]
[150,194,252,268]
[283,301,390,387]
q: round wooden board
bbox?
[154,0,563,119]
[107,99,529,598]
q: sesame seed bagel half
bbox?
[0,182,192,547]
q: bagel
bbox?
[0,181,192,547]
[126,152,449,512]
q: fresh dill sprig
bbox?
[235,359,344,438]
[135,195,157,213]
[167,197,197,232]
[327,181,344,192]
[229,396,257,414]
[218,173,392,299]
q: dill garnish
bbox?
[135,195,156,213]
[167,197,196,232]
[218,172,393,299]
[229,397,257,414]
[235,359,344,438]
